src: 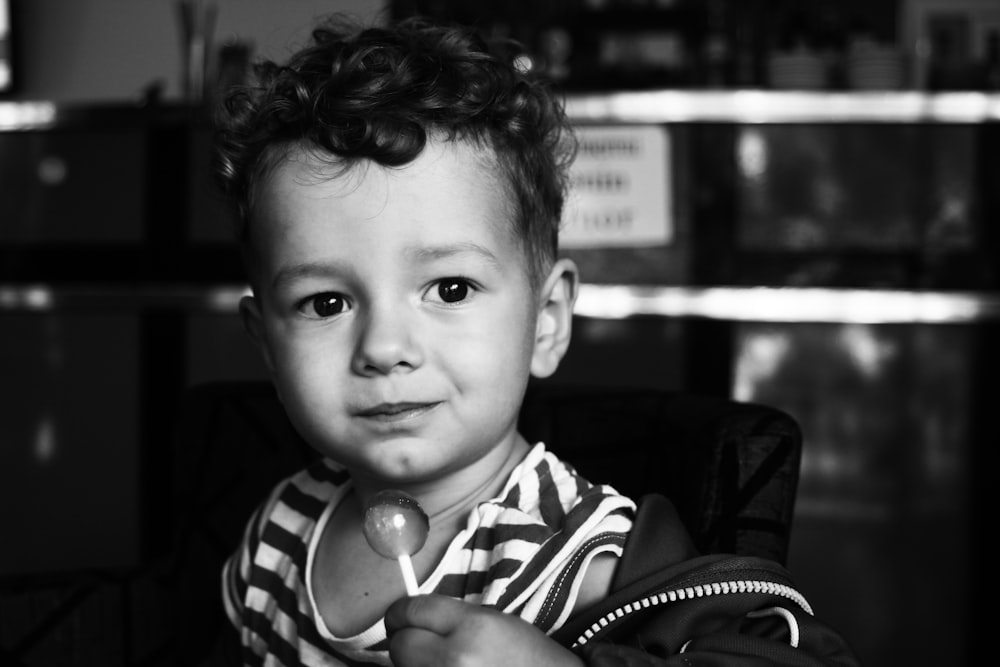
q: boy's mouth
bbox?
[355,402,440,421]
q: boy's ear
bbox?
[530,258,579,378]
[239,294,276,375]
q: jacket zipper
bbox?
[573,579,813,647]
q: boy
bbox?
[213,14,859,667]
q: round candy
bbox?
[362,489,430,559]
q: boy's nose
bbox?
[351,303,423,375]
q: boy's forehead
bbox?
[259,139,498,204]
[249,138,526,265]
[262,144,363,194]
[255,139,511,225]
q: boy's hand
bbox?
[384,594,585,667]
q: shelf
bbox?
[0,283,249,313]
[0,101,201,131]
[4,283,1000,324]
[575,285,1000,324]
[4,92,1000,132]
[565,90,1000,123]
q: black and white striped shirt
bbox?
[222,443,636,666]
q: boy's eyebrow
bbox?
[271,262,343,291]
[270,242,504,289]
[408,242,503,270]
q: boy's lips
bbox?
[355,401,441,421]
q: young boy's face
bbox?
[240,138,575,489]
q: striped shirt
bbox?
[222,443,636,666]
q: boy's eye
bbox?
[300,292,350,318]
[436,278,471,304]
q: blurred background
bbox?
[2,0,999,665]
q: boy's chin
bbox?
[342,452,480,489]
[334,447,446,485]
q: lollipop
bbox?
[362,489,430,596]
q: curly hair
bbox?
[214,14,577,286]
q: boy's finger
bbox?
[384,594,468,637]
[387,627,447,667]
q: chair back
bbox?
[519,381,802,565]
[165,380,801,657]
[172,380,801,567]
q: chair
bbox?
[518,382,802,563]
[163,379,802,661]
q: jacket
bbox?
[553,494,862,666]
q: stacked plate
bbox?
[846,40,904,90]
[766,48,828,89]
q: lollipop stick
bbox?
[397,553,419,596]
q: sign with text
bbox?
[561,125,672,248]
